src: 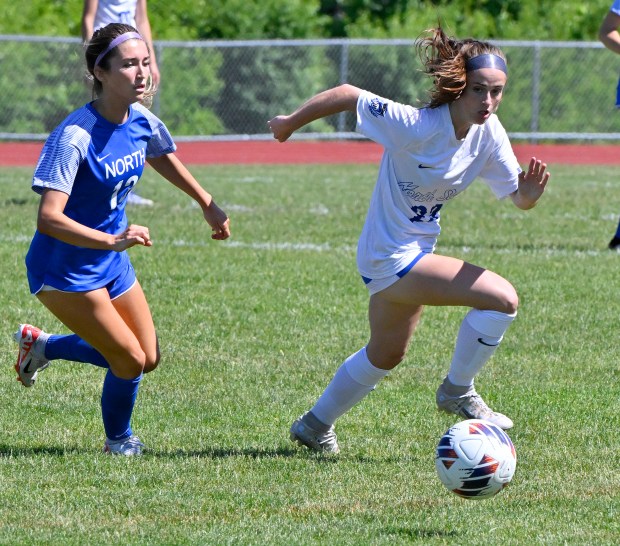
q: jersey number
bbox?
[110,175,139,209]
[409,204,442,223]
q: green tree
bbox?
[0,0,613,41]
[148,0,328,39]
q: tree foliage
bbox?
[1,0,614,137]
[0,0,612,41]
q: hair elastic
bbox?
[94,32,144,68]
[465,54,507,74]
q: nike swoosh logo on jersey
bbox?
[478,337,499,347]
[418,164,432,169]
[97,153,111,162]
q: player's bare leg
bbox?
[373,254,517,429]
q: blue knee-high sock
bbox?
[101,370,142,441]
[615,218,620,238]
[45,334,109,368]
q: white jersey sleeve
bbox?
[478,118,521,199]
[356,90,426,151]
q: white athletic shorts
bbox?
[361,250,429,295]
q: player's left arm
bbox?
[147,153,230,240]
[510,157,550,210]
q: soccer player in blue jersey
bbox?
[82,0,161,206]
[13,23,230,456]
[269,27,550,453]
[599,0,620,249]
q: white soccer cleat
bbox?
[436,383,514,430]
[290,413,340,453]
[103,435,145,456]
[14,324,50,388]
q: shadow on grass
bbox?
[0,443,419,464]
[381,527,460,539]
[153,446,307,459]
[3,198,29,206]
[0,444,83,457]
[0,444,306,459]
[151,447,422,464]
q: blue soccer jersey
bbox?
[25,102,176,293]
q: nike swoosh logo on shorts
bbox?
[418,164,432,169]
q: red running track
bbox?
[0,140,617,166]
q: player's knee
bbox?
[143,348,160,374]
[492,281,518,315]
[502,286,519,315]
[369,345,406,370]
[108,341,148,377]
[125,347,147,376]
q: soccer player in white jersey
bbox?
[269,27,550,453]
[13,23,230,456]
[599,0,620,249]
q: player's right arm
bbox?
[599,9,620,54]
[268,84,362,142]
[81,0,98,42]
[37,189,152,251]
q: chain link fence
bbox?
[1,35,618,141]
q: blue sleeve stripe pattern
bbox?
[32,107,96,195]
[133,103,177,157]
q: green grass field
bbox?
[0,163,618,545]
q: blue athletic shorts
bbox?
[30,261,137,300]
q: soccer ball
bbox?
[435,419,516,499]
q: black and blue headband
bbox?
[465,53,507,74]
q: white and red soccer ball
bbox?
[435,419,517,499]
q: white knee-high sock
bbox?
[447,309,517,387]
[311,346,390,426]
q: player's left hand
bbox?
[203,201,231,240]
[515,157,550,209]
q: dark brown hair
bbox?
[84,23,156,104]
[415,27,507,108]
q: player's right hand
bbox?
[267,116,293,142]
[113,224,153,251]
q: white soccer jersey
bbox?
[94,0,138,30]
[355,90,521,281]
